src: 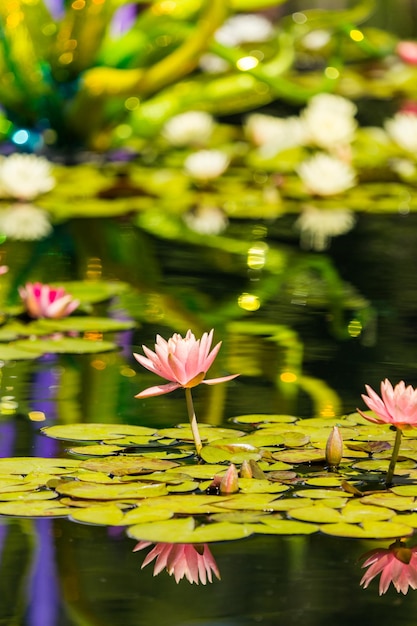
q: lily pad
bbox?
[13,338,117,355]
[321,521,414,539]
[200,444,261,464]
[254,518,319,535]
[0,344,44,360]
[80,456,179,475]
[55,480,168,500]
[0,457,80,475]
[36,317,136,333]
[0,501,73,517]
[69,504,126,526]
[42,423,157,442]
[127,516,254,543]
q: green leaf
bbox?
[0,501,73,517]
[254,518,319,535]
[200,444,261,464]
[13,338,118,354]
[80,456,179,475]
[0,457,80,475]
[321,521,414,539]
[127,516,254,543]
[42,423,157,441]
[69,504,125,526]
[55,480,168,500]
[36,317,136,333]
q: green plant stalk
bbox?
[185,387,203,456]
[386,427,402,487]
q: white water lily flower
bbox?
[298,153,357,196]
[245,114,306,152]
[295,205,356,251]
[302,93,357,150]
[184,150,229,181]
[162,111,214,147]
[183,205,228,235]
[215,14,274,47]
[0,203,52,240]
[0,154,55,200]
[199,53,230,74]
[302,29,331,50]
[385,112,417,152]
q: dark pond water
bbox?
[1,210,417,625]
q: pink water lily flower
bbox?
[19,282,80,319]
[134,329,238,398]
[357,379,417,430]
[360,541,417,595]
[134,541,221,585]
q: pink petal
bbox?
[202,373,240,385]
[135,382,181,398]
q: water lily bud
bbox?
[219,463,239,494]
[325,426,343,468]
[239,459,253,479]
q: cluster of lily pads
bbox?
[0,413,417,544]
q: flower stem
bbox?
[184,388,203,456]
[386,427,403,487]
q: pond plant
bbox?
[360,539,417,595]
[134,329,239,456]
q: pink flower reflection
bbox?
[357,379,417,429]
[19,282,80,319]
[360,540,417,595]
[134,329,238,398]
[134,541,221,584]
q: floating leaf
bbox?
[0,490,58,502]
[200,444,261,464]
[69,504,125,526]
[36,317,136,333]
[0,501,72,517]
[158,426,245,443]
[272,449,326,464]
[127,516,254,543]
[289,505,344,524]
[237,479,290,495]
[42,423,157,442]
[390,485,417,497]
[321,521,414,539]
[231,415,297,425]
[254,517,319,535]
[68,445,123,456]
[55,480,168,500]
[121,506,174,525]
[295,488,352,500]
[341,501,394,523]
[360,493,416,511]
[14,338,117,355]
[169,464,228,480]
[304,477,344,487]
[80,456,179,475]
[0,457,80,475]
[0,344,44,360]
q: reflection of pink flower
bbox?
[0,266,8,275]
[360,541,417,595]
[134,542,221,584]
[134,329,238,398]
[357,379,417,429]
[19,282,80,319]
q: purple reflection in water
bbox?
[0,421,16,458]
[27,519,60,626]
[30,357,60,458]
[110,3,138,37]
[44,0,65,20]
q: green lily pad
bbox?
[80,456,179,475]
[50,280,130,304]
[254,518,319,535]
[0,344,44,360]
[0,501,73,517]
[304,477,345,487]
[321,521,414,539]
[231,415,297,425]
[121,506,174,525]
[42,423,157,442]
[36,317,136,333]
[289,506,344,524]
[200,444,261,464]
[125,494,229,515]
[391,513,417,528]
[55,480,168,500]
[341,502,394,523]
[390,485,417,497]
[237,479,290,494]
[0,490,58,501]
[158,426,245,443]
[68,445,124,456]
[360,493,416,511]
[69,504,126,526]
[0,457,80,475]
[295,488,353,500]
[272,449,326,463]
[127,516,254,543]
[13,338,117,354]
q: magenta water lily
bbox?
[358,379,417,485]
[360,540,417,595]
[134,329,238,455]
[19,282,80,319]
[134,541,220,585]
